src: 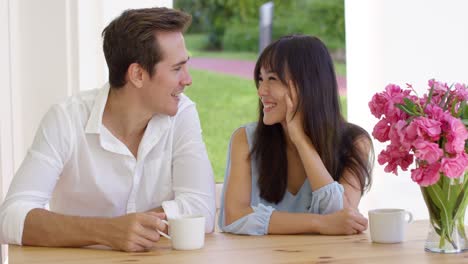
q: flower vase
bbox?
[421,174,468,253]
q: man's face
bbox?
[141,31,192,116]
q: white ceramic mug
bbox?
[368,208,413,243]
[158,215,205,250]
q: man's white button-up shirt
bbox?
[0,84,216,244]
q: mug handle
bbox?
[157,219,171,239]
[405,211,413,224]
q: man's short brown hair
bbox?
[102,7,191,88]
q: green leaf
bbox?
[421,187,440,225]
[453,174,468,220]
[439,89,450,109]
[444,177,459,217]
[403,98,417,110]
[396,103,417,116]
[426,184,452,237]
[444,94,453,111]
[425,84,435,108]
[462,103,468,119]
[442,84,455,110]
[451,98,461,117]
[428,181,446,209]
[458,100,466,117]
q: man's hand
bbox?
[99,212,167,252]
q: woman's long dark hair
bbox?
[251,35,374,204]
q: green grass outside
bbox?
[340,96,347,118]
[184,33,206,50]
[190,50,259,61]
[185,34,258,61]
[334,63,346,77]
[186,69,347,182]
[185,33,347,76]
[185,69,258,182]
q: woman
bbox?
[218,35,373,235]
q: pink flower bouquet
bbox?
[369,79,468,253]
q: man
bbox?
[0,7,215,252]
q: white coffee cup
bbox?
[368,208,413,243]
[158,215,205,250]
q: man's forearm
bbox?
[22,208,108,247]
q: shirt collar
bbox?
[85,83,172,139]
[85,83,110,134]
[137,113,171,159]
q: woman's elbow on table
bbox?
[224,205,253,226]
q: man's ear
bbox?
[127,63,145,88]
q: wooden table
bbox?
[8,220,468,263]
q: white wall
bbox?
[346,0,468,220]
[0,0,13,202]
[0,8,13,261]
[9,0,79,172]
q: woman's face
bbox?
[257,67,289,125]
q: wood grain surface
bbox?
[8,220,468,264]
